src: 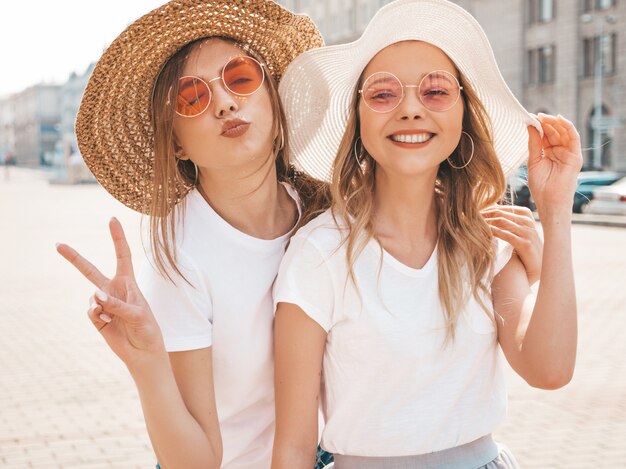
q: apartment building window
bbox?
[583,33,617,77]
[583,37,595,76]
[527,45,556,84]
[528,0,554,24]
[539,45,555,83]
[583,0,616,12]
[527,49,538,84]
[596,0,616,9]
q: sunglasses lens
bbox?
[176,77,211,117]
[361,72,402,112]
[419,71,461,112]
[223,57,264,96]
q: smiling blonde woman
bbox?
[272,1,581,467]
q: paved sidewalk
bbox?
[1,168,625,468]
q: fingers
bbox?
[56,243,109,289]
[489,223,524,246]
[93,289,143,324]
[483,205,536,228]
[527,125,543,167]
[87,296,110,331]
[109,218,135,279]
[536,114,578,151]
[485,215,529,238]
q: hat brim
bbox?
[76,0,324,214]
[279,0,541,182]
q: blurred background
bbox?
[2,0,625,212]
[1,1,625,468]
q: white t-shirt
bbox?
[273,210,513,457]
[138,183,300,469]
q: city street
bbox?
[1,168,625,468]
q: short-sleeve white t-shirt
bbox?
[274,209,513,457]
[138,183,299,469]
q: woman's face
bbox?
[358,40,464,179]
[172,38,275,173]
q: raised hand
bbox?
[56,218,165,370]
[527,114,583,215]
[483,205,543,285]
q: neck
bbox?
[372,167,439,268]
[196,154,297,240]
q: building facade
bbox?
[277,0,625,171]
[0,97,16,162]
[11,85,61,166]
[58,64,95,157]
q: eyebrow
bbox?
[178,79,203,94]
[364,71,458,88]
[183,55,251,82]
[365,76,400,88]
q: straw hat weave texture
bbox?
[76,0,323,214]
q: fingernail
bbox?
[99,313,112,324]
[95,290,108,302]
[55,242,60,248]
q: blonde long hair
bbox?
[149,37,329,282]
[331,72,505,339]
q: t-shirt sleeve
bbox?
[273,235,336,332]
[137,248,212,352]
[493,238,514,276]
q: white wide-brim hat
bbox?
[279,0,541,182]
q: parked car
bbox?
[584,177,626,216]
[508,166,534,209]
[573,171,624,213]
[510,170,623,213]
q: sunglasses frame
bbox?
[358,69,464,114]
[174,56,266,118]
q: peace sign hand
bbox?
[57,218,165,371]
[527,114,583,215]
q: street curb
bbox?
[533,213,626,228]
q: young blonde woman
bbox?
[56,1,331,468]
[272,0,581,467]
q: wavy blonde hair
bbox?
[331,71,505,339]
[150,37,330,282]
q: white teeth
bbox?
[390,133,432,144]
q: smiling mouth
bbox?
[389,133,435,144]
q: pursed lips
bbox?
[221,118,250,137]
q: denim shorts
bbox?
[156,444,334,468]
[331,435,518,469]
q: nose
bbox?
[211,80,239,117]
[397,85,425,121]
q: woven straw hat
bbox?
[76,0,323,214]
[279,0,541,182]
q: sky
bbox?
[0,1,168,97]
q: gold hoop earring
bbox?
[278,125,285,151]
[447,131,475,170]
[353,137,364,167]
[176,158,198,187]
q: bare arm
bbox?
[141,347,223,469]
[57,218,222,469]
[272,302,327,469]
[492,114,581,390]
